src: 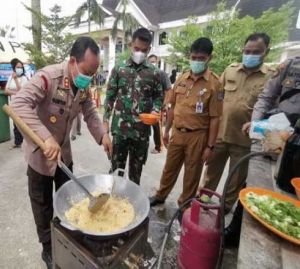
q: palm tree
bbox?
[73,0,106,33]
[111,0,140,51]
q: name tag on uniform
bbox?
[196,102,204,113]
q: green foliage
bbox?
[115,49,131,65]
[111,0,140,50]
[166,1,294,74]
[74,0,106,32]
[23,4,76,69]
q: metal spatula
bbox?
[58,161,110,213]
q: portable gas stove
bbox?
[51,217,156,269]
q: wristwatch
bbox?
[207,144,215,150]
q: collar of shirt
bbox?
[237,63,269,74]
[185,68,210,82]
[126,58,151,69]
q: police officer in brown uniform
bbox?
[11,37,112,269]
[150,38,223,209]
[202,33,275,213]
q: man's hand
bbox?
[163,131,170,148]
[201,147,213,163]
[103,121,109,133]
[102,133,112,157]
[242,122,251,134]
[44,136,61,161]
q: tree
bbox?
[31,0,42,51]
[166,1,294,74]
[74,0,106,33]
[23,4,76,69]
[111,0,140,51]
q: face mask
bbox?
[190,60,207,74]
[73,63,92,89]
[15,68,23,77]
[132,51,146,64]
[242,54,262,68]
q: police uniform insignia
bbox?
[57,88,66,97]
[49,115,57,123]
[64,77,70,88]
[79,91,87,100]
[217,91,224,101]
[199,88,207,96]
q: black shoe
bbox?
[224,201,243,248]
[224,225,241,248]
[149,196,165,207]
[71,135,76,141]
[41,250,52,269]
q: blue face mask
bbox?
[242,54,262,68]
[190,60,207,74]
[74,63,93,90]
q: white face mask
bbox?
[132,51,146,64]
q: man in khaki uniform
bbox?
[202,33,275,212]
[150,38,223,209]
[11,37,112,269]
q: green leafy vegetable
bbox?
[246,192,300,239]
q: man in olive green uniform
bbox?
[150,37,223,208]
[202,33,275,212]
[103,28,163,185]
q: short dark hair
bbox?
[148,54,158,60]
[10,58,23,71]
[190,37,213,55]
[244,33,270,47]
[132,28,152,45]
[70,36,99,62]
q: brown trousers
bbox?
[202,142,250,211]
[155,129,207,205]
[27,163,72,251]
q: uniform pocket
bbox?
[224,81,237,102]
[175,86,187,101]
[48,103,67,117]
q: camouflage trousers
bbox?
[111,136,149,185]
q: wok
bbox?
[53,171,150,237]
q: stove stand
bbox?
[51,218,156,269]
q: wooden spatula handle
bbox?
[2,104,47,151]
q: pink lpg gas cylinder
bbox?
[178,189,222,269]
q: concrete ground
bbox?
[0,119,235,269]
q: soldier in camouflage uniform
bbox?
[103,28,163,184]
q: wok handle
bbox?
[2,104,47,151]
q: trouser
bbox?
[71,113,82,137]
[13,124,23,146]
[155,129,207,205]
[202,142,250,211]
[152,122,161,151]
[27,163,72,252]
[111,136,149,185]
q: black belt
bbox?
[176,127,203,133]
